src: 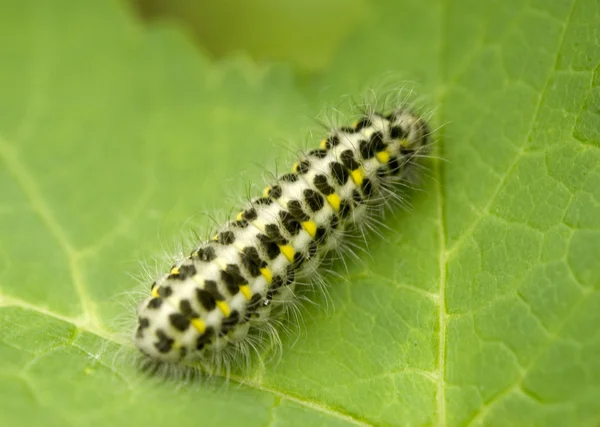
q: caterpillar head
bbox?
[388,108,431,154]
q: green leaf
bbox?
[1,0,599,426]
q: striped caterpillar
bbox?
[133,104,430,372]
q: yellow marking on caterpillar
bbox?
[216,300,231,317]
[279,244,295,262]
[302,221,317,238]
[352,120,359,129]
[351,168,364,185]
[212,234,219,241]
[170,266,180,276]
[239,284,252,301]
[376,150,390,163]
[260,267,273,284]
[236,211,244,221]
[151,286,159,298]
[326,193,341,211]
[191,318,206,334]
[292,162,300,173]
[319,139,327,149]
[263,187,271,197]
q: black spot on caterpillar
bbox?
[134,104,431,372]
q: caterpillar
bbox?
[133,103,430,372]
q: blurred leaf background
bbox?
[132,0,366,72]
[0,0,599,426]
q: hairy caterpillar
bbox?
[133,101,431,372]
